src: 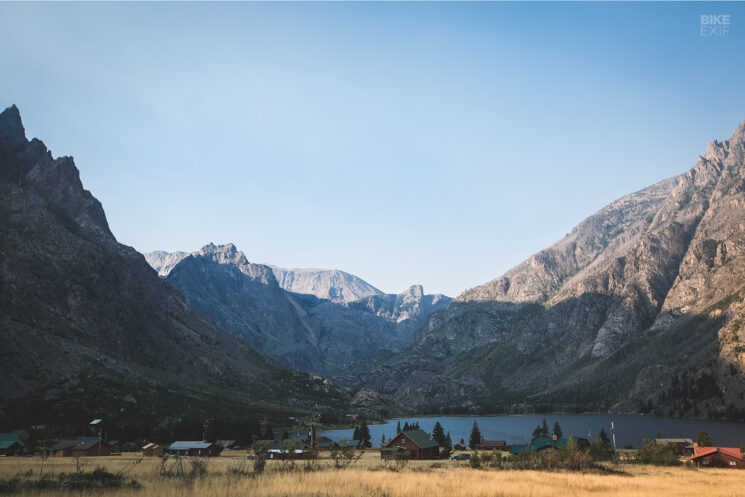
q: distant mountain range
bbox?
[145,246,451,375]
[0,105,355,429]
[342,120,745,420]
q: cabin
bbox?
[475,440,507,451]
[49,439,111,457]
[509,437,589,455]
[0,433,25,456]
[655,438,694,455]
[691,445,745,469]
[381,429,439,460]
[142,443,164,457]
[315,436,340,451]
[453,443,467,451]
[167,441,221,457]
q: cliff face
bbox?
[156,245,450,375]
[0,105,351,427]
[343,120,745,420]
[268,266,384,304]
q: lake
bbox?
[321,414,745,448]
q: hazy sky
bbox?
[2,2,744,296]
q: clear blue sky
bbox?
[1,2,744,297]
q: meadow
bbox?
[3,450,745,497]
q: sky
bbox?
[1,2,744,297]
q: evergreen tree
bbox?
[598,428,610,447]
[353,426,361,441]
[552,421,563,439]
[281,429,289,441]
[432,421,446,446]
[382,433,386,444]
[469,421,482,449]
[697,429,712,447]
[403,422,410,431]
[445,432,453,450]
[359,421,372,448]
[412,422,420,429]
[532,425,543,440]
[262,422,274,441]
[541,418,550,438]
[397,421,401,433]
[459,438,465,445]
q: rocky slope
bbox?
[143,250,189,276]
[0,105,353,429]
[153,245,451,375]
[342,120,745,420]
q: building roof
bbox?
[509,444,531,455]
[142,443,160,450]
[509,438,568,454]
[0,441,23,450]
[168,441,215,451]
[476,440,506,448]
[50,439,103,451]
[656,438,694,445]
[395,429,439,450]
[0,433,24,446]
[692,447,743,460]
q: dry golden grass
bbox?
[4,450,745,497]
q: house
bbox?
[0,433,25,456]
[345,414,359,422]
[167,441,221,457]
[381,429,439,460]
[142,443,164,457]
[453,443,467,451]
[655,438,694,455]
[691,445,745,469]
[475,440,507,451]
[50,439,111,457]
[509,437,585,455]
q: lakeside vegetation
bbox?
[1,450,745,497]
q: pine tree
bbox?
[382,433,386,444]
[412,422,420,429]
[445,432,453,450]
[353,426,361,441]
[552,421,563,439]
[262,422,274,441]
[598,428,610,447]
[432,421,446,446]
[697,429,712,447]
[541,419,549,438]
[469,421,482,449]
[397,421,401,433]
[532,425,543,440]
[359,421,372,448]
[281,429,289,441]
[403,422,410,431]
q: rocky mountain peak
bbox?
[402,284,424,300]
[0,104,25,149]
[198,242,249,267]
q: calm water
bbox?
[321,414,745,448]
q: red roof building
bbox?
[691,445,745,469]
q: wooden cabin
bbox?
[142,442,164,457]
[655,438,695,455]
[475,440,507,451]
[691,446,745,468]
[167,441,221,457]
[0,433,25,456]
[381,429,439,460]
[50,439,111,457]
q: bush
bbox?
[634,442,682,466]
[0,467,139,494]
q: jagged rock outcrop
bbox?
[143,250,188,276]
[153,245,451,375]
[0,105,352,427]
[343,120,745,420]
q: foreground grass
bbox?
[3,451,745,497]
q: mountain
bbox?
[268,265,384,303]
[143,250,189,276]
[0,105,353,430]
[342,120,745,420]
[149,246,450,374]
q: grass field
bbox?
[3,450,745,497]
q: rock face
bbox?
[143,250,188,276]
[150,246,450,374]
[343,120,745,420]
[0,105,352,427]
[267,266,384,303]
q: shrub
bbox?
[634,442,682,466]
